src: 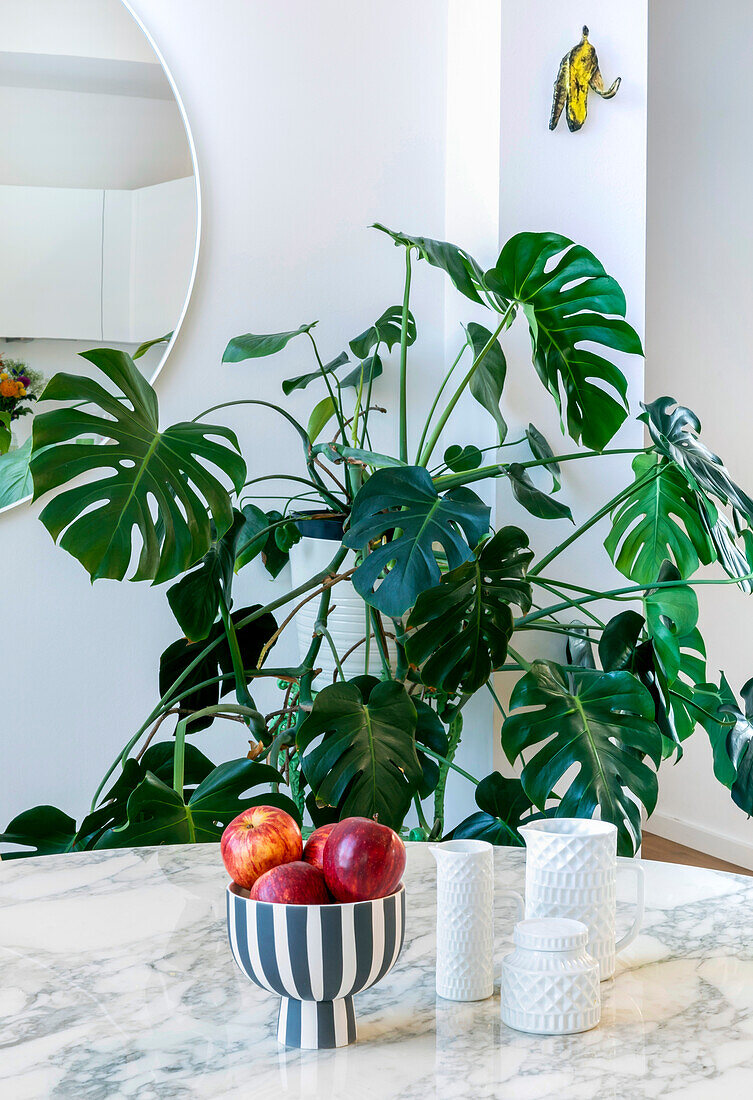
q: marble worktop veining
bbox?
[2,842,753,1099]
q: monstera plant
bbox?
[4,224,753,859]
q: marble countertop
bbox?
[2,843,753,1100]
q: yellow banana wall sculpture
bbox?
[549,26,621,132]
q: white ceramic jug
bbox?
[431,839,523,1001]
[519,819,644,980]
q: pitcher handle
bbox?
[615,857,645,953]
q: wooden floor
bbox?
[642,832,751,876]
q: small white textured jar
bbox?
[501,918,601,1035]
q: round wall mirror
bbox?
[0,0,199,512]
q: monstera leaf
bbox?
[718,677,753,815]
[502,661,662,854]
[344,466,490,617]
[159,604,277,731]
[282,351,349,395]
[0,411,10,455]
[642,397,753,522]
[466,322,508,443]
[414,698,450,799]
[451,772,535,847]
[372,224,490,306]
[94,759,297,848]
[484,233,642,451]
[0,805,79,859]
[406,527,532,693]
[30,349,246,583]
[506,464,573,522]
[234,504,300,577]
[643,561,699,682]
[167,511,247,641]
[606,453,714,584]
[297,677,423,830]
[223,323,316,362]
[598,609,706,761]
[349,305,416,358]
[526,424,561,492]
[0,436,33,508]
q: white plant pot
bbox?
[288,534,397,686]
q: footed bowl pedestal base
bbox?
[277,996,357,1049]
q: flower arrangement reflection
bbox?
[0,358,44,454]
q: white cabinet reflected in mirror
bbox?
[0,0,199,510]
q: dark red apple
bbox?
[323,817,406,902]
[221,805,302,890]
[250,861,333,904]
[302,823,337,873]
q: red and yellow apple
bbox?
[221,805,302,890]
[250,861,333,904]
[302,822,337,873]
[323,817,406,902]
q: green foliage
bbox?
[95,759,297,848]
[372,224,489,306]
[485,233,643,451]
[167,511,246,641]
[503,661,663,855]
[406,527,532,693]
[451,773,535,846]
[223,323,316,362]
[506,463,573,522]
[344,466,490,617]
[465,322,508,442]
[297,677,423,830]
[30,349,246,583]
[349,305,416,357]
[606,453,713,584]
[10,223,753,862]
[0,435,32,507]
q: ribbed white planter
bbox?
[288,534,397,685]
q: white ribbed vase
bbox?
[431,839,523,1001]
[519,819,644,981]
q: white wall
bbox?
[492,4,648,761]
[647,0,753,868]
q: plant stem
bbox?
[398,248,413,463]
[413,794,430,834]
[517,570,753,628]
[419,304,514,467]
[414,343,467,464]
[423,740,478,786]
[432,713,465,836]
[306,331,347,439]
[219,597,253,710]
[89,553,348,812]
[529,464,662,577]
[486,679,508,721]
[433,447,648,492]
[506,645,532,671]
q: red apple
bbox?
[323,817,406,902]
[221,805,302,890]
[250,861,333,904]
[302,823,337,873]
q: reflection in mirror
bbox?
[0,0,199,510]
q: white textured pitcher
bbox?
[431,840,523,1001]
[519,819,644,980]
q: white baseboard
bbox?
[648,812,753,873]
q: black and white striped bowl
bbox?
[226,882,406,1049]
